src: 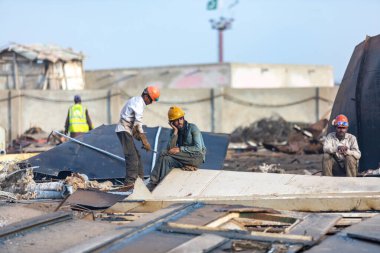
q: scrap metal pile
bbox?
[230,115,328,155]
[6,127,62,154]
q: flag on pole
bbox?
[207,0,218,10]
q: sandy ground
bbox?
[223,149,323,175]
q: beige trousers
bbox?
[322,153,358,177]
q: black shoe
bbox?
[146,182,157,192]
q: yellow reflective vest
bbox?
[68,104,89,133]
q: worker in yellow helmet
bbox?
[115,86,160,190]
[64,95,93,138]
[146,106,206,191]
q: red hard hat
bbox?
[333,114,349,127]
[144,86,160,102]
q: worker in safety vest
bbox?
[115,86,160,189]
[64,95,93,138]
[146,106,206,191]
[323,114,361,177]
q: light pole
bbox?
[210,17,234,63]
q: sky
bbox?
[1,0,379,83]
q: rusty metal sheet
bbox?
[329,34,380,170]
[65,189,126,210]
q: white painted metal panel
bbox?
[152,169,380,199]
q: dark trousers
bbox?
[117,132,144,184]
[322,153,358,177]
[149,151,204,186]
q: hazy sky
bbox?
[1,0,379,82]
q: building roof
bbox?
[0,43,84,63]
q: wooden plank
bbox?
[346,214,380,243]
[324,212,378,218]
[167,234,228,253]
[205,212,240,227]
[160,222,313,245]
[336,218,362,226]
[113,194,380,212]
[220,220,246,230]
[234,217,292,226]
[287,213,341,242]
[174,205,230,226]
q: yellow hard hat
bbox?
[168,106,185,121]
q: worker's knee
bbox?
[322,153,333,161]
[159,151,169,157]
[345,155,358,167]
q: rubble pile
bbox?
[0,160,115,200]
[6,127,62,154]
[65,173,114,191]
[230,114,307,144]
[230,115,328,155]
[0,162,35,198]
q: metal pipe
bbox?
[218,30,223,63]
[151,127,162,172]
[53,131,125,162]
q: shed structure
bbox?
[0,43,85,90]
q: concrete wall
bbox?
[0,87,338,144]
[85,63,231,90]
[230,63,334,88]
[85,63,333,90]
[0,90,120,142]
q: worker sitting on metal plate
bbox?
[146,106,206,191]
[64,95,93,138]
[116,86,160,190]
[322,114,361,177]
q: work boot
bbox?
[110,182,134,192]
[117,182,134,192]
[182,165,198,171]
[146,182,157,192]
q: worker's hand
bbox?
[169,121,178,135]
[139,133,151,151]
[168,147,180,155]
[142,142,151,152]
[338,146,348,155]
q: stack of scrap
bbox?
[7,127,59,153]
[264,118,328,154]
[0,160,114,200]
[63,202,380,252]
[230,114,295,144]
[231,116,328,154]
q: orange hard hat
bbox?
[333,114,349,127]
[143,86,160,102]
[168,106,185,121]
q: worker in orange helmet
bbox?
[115,86,160,190]
[322,114,361,177]
[146,106,207,191]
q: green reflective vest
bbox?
[68,104,89,133]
